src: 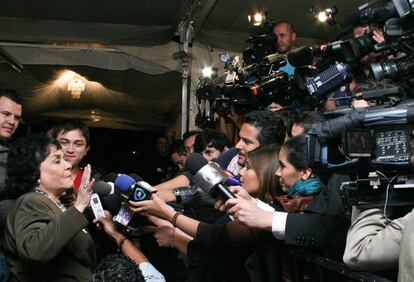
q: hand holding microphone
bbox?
[128,194,172,220]
[185,153,236,200]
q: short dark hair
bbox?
[293,111,326,133]
[244,111,286,146]
[90,253,144,282]
[194,129,229,153]
[182,130,200,141]
[0,89,22,105]
[278,109,295,139]
[5,134,60,199]
[273,21,296,33]
[50,119,90,146]
[171,139,186,156]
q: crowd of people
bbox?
[0,18,411,282]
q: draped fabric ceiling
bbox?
[0,0,362,130]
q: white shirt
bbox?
[257,199,288,240]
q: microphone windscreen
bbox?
[103,173,118,183]
[129,173,143,182]
[114,174,135,193]
[92,180,112,198]
[185,153,208,175]
[102,193,123,215]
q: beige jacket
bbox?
[344,208,414,282]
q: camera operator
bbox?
[268,21,297,112]
[273,21,297,75]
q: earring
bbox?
[37,179,41,185]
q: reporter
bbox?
[4,134,95,281]
[130,146,281,281]
[129,145,280,238]
[227,134,347,252]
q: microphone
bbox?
[92,180,112,198]
[114,174,156,202]
[102,193,124,215]
[185,153,236,200]
[114,174,136,194]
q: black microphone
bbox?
[185,153,236,200]
[92,180,112,198]
[102,193,124,215]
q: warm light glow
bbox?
[67,75,85,99]
[202,66,213,78]
[317,11,329,22]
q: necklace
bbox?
[34,189,67,212]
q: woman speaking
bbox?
[4,134,95,281]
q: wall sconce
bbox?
[67,75,85,99]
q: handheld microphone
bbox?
[185,153,236,200]
[114,174,156,202]
[102,193,124,215]
[114,174,136,194]
[92,180,112,198]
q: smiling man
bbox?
[50,120,90,190]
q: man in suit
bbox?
[0,89,22,282]
[344,208,414,281]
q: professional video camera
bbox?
[243,19,278,65]
[306,96,414,208]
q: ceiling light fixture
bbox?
[67,75,85,99]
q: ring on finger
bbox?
[83,184,88,190]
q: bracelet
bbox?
[118,236,128,251]
[171,211,182,227]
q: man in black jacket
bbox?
[0,89,22,282]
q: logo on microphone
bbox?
[202,167,220,182]
[131,187,148,201]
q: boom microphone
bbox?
[185,153,236,200]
